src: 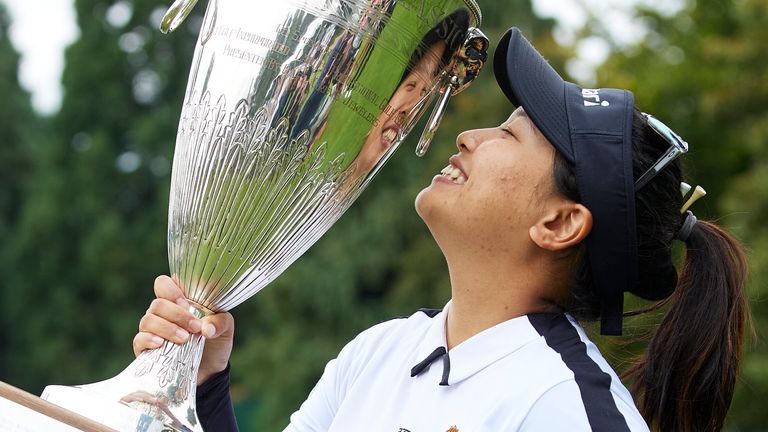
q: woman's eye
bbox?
[500,126,514,137]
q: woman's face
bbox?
[415,107,559,252]
[352,41,447,176]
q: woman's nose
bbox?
[397,93,422,116]
[457,126,500,152]
[456,128,485,152]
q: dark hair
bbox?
[553,108,750,432]
[402,9,470,82]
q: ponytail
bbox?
[554,107,751,430]
[624,220,750,432]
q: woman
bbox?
[134,28,749,431]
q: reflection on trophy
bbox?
[41,0,487,430]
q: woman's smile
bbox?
[435,156,468,185]
[380,125,400,151]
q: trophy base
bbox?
[41,312,207,432]
[42,385,168,432]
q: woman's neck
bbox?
[443,251,564,350]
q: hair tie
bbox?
[676,210,697,242]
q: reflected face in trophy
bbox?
[415,108,558,252]
[352,41,447,176]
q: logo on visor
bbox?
[582,89,610,107]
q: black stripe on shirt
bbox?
[416,308,442,318]
[528,314,631,432]
[393,307,443,320]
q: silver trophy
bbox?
[42,0,486,430]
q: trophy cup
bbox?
[41,0,487,430]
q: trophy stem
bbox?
[42,304,211,432]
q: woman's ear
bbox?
[529,203,592,251]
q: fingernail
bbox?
[176,328,190,341]
[151,336,164,346]
[203,323,216,338]
[188,319,202,333]
[176,297,189,308]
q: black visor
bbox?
[494,27,638,335]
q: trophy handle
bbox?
[416,83,453,157]
[416,27,489,157]
[160,0,200,34]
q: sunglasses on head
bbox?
[634,113,689,191]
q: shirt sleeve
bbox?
[519,381,650,432]
[282,355,345,431]
[519,381,593,431]
[283,331,369,432]
[197,363,239,432]
[282,318,403,432]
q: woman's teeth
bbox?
[440,165,466,185]
[382,128,397,144]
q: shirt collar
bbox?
[413,301,452,364]
[410,300,543,386]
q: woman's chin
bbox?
[414,185,443,225]
[414,187,431,220]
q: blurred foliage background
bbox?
[0,0,766,430]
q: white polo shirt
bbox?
[285,301,649,431]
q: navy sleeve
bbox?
[197,364,239,432]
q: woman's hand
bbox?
[133,275,235,385]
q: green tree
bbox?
[1,0,197,390]
[0,2,37,380]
